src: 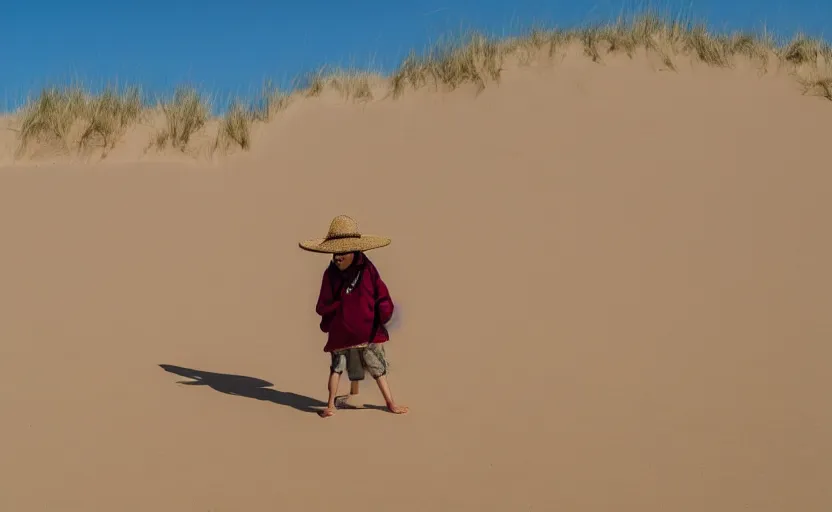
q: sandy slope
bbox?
[1,52,830,511]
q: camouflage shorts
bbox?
[330,343,388,380]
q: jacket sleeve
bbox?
[315,269,340,317]
[374,271,395,325]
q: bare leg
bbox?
[320,372,340,418]
[350,381,360,396]
[374,375,408,414]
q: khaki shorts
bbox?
[330,343,388,380]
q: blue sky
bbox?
[3,0,830,112]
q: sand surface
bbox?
[1,54,831,511]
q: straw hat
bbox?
[299,215,391,254]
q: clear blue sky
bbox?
[3,0,830,112]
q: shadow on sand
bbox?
[159,364,327,414]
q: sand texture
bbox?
[1,37,831,511]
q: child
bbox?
[299,215,409,418]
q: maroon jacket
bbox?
[315,253,394,353]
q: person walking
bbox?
[299,215,409,418]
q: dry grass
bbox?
[303,68,378,101]
[215,84,293,151]
[800,75,832,100]
[154,86,210,150]
[79,87,143,150]
[501,14,775,70]
[217,101,254,150]
[440,13,782,80]
[502,26,556,65]
[17,88,86,152]
[780,34,832,66]
[17,86,143,154]
[391,33,502,97]
[10,11,832,156]
[260,85,292,119]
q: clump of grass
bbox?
[576,18,655,62]
[780,34,830,66]
[155,86,209,150]
[218,100,255,150]
[303,67,377,101]
[391,33,502,97]
[728,33,770,67]
[682,25,734,67]
[677,28,769,69]
[216,83,294,151]
[600,23,638,56]
[18,87,86,151]
[303,71,326,97]
[260,86,291,119]
[78,86,143,150]
[330,72,376,101]
[17,85,144,154]
[547,30,576,57]
[630,12,667,47]
[800,75,832,100]
[591,14,664,59]
[580,26,605,62]
[242,81,292,123]
[503,26,553,65]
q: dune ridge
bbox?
[2,12,831,166]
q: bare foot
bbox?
[318,407,336,418]
[386,403,409,414]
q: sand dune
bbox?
[1,26,831,512]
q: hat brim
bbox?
[298,235,391,254]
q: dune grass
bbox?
[215,84,292,151]
[216,101,256,150]
[16,85,143,154]
[153,86,211,150]
[17,87,85,152]
[80,87,143,149]
[302,67,381,101]
[391,33,502,97]
[800,75,832,100]
[9,11,832,157]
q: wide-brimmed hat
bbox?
[299,215,391,254]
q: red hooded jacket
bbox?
[315,253,394,353]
